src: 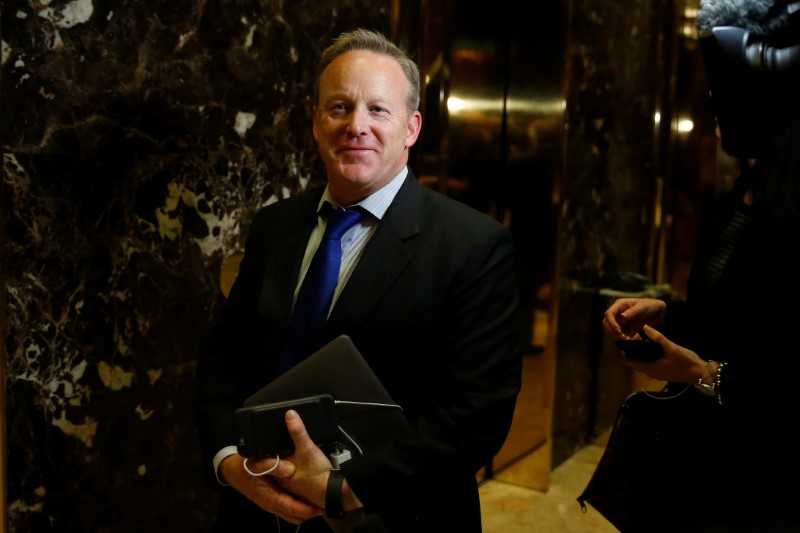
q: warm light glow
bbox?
[506,97,565,114]
[447,95,503,113]
[447,95,563,115]
[447,96,467,113]
[677,119,694,133]
[682,21,698,38]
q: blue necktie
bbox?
[274,204,364,377]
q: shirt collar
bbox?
[317,166,408,221]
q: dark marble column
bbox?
[553,0,676,466]
[1,1,391,531]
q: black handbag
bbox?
[577,384,721,532]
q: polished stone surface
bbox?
[480,438,617,533]
[553,0,678,467]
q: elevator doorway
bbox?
[398,0,568,488]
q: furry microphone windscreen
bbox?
[696,0,794,36]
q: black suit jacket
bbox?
[196,171,523,532]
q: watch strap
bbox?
[326,469,346,519]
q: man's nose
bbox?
[346,108,369,136]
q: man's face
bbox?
[313,50,422,206]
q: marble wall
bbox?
[1,1,391,531]
[553,0,665,465]
[552,0,708,466]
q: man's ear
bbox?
[312,106,319,141]
[405,110,422,147]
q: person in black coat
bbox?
[602,1,800,530]
[195,28,523,532]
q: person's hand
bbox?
[622,324,706,384]
[602,298,667,339]
[219,430,325,524]
[273,409,335,509]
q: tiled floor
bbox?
[479,296,618,532]
[480,440,617,532]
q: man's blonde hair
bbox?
[314,28,421,114]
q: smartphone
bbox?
[234,394,339,457]
[615,339,664,361]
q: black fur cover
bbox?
[697,0,795,37]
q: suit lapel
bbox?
[258,191,323,338]
[328,174,422,328]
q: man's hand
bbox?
[223,408,357,522]
[273,409,334,508]
[219,445,324,525]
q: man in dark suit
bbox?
[195,28,523,532]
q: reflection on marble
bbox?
[1,1,390,531]
[553,0,669,467]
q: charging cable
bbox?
[330,399,404,458]
[243,456,281,477]
[330,442,351,468]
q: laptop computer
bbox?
[236,335,408,458]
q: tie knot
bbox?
[323,206,364,240]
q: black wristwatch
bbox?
[326,469,346,519]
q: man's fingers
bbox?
[284,410,315,452]
[245,455,296,478]
[270,486,325,522]
[251,476,324,523]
